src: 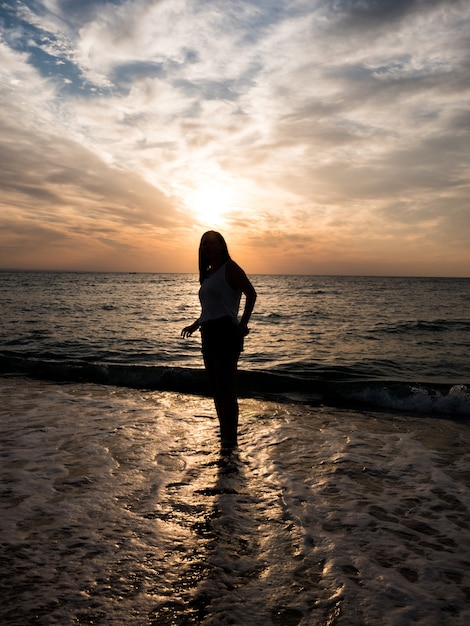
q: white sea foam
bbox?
[350,383,470,415]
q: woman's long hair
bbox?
[198,231,231,284]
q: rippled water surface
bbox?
[1,378,469,625]
[1,271,469,379]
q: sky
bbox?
[1,0,469,276]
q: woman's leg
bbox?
[203,350,239,448]
[215,351,239,447]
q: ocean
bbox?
[1,271,469,625]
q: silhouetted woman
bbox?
[181,231,257,451]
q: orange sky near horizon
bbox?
[1,1,469,277]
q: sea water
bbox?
[1,271,469,413]
[1,272,469,625]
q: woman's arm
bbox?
[226,260,257,336]
[181,319,200,338]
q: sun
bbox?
[189,184,233,226]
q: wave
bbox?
[374,319,470,334]
[1,354,469,418]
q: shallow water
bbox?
[1,377,469,625]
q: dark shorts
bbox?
[200,316,243,357]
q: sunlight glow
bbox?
[188,184,234,226]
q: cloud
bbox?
[0,0,469,275]
[321,0,464,35]
[0,39,186,270]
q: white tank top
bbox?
[198,262,241,324]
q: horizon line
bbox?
[1,268,469,280]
